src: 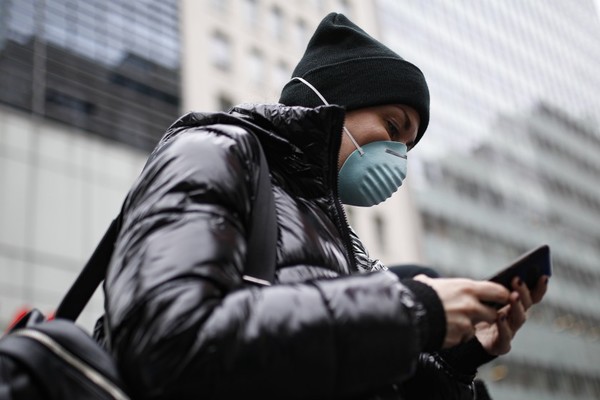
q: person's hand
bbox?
[414,275,511,349]
[475,275,549,356]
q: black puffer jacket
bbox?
[102,104,483,399]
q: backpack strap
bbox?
[242,135,277,286]
[55,218,119,321]
[55,134,277,321]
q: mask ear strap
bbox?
[343,126,364,155]
[290,77,365,156]
[291,77,330,105]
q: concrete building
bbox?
[377,1,600,398]
[180,0,425,265]
[0,0,422,333]
[3,1,599,399]
[0,0,180,330]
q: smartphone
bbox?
[484,244,552,308]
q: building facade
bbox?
[3,1,598,399]
[377,0,600,398]
[181,0,376,112]
[180,0,425,265]
[0,0,423,333]
[0,0,181,330]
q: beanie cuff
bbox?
[280,57,429,146]
[278,12,430,147]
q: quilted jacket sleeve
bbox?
[104,126,444,400]
[397,337,497,400]
[351,239,497,400]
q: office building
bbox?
[0,0,181,329]
[4,2,598,399]
[181,0,425,264]
[377,1,600,398]
[0,0,416,333]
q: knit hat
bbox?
[279,13,430,146]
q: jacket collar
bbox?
[229,103,347,197]
[161,103,347,199]
[230,103,346,170]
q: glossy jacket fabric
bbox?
[102,104,471,399]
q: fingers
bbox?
[471,299,501,324]
[463,324,476,343]
[422,277,516,348]
[507,291,527,331]
[511,276,532,310]
[443,315,477,348]
[474,276,548,357]
[450,280,507,324]
[510,274,549,310]
[494,312,513,354]
[473,281,511,306]
[531,275,549,304]
[413,274,434,286]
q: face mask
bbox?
[291,77,408,207]
[338,138,407,206]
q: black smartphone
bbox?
[484,244,552,308]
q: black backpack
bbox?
[0,220,131,400]
[0,133,277,400]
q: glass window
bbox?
[248,48,264,85]
[7,0,36,42]
[274,61,290,90]
[294,19,308,51]
[218,94,234,111]
[211,31,231,71]
[211,0,228,14]
[338,0,353,17]
[313,0,325,12]
[244,0,259,28]
[269,6,284,41]
[0,0,182,151]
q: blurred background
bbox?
[1,0,599,398]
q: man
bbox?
[99,13,547,399]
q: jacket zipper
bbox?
[13,329,130,400]
[331,124,358,274]
[336,196,358,273]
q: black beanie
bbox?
[279,13,430,146]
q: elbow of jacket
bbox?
[112,320,218,400]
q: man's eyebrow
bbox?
[393,105,417,144]
[400,107,412,130]
[391,105,410,125]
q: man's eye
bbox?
[387,121,400,140]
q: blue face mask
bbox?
[338,136,407,206]
[291,77,409,207]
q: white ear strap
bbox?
[290,77,364,155]
[343,127,364,155]
[291,77,330,105]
